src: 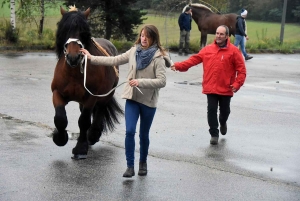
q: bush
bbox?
[111,40,134,53]
[0,19,19,43]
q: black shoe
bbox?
[210,137,219,145]
[123,167,135,178]
[138,162,147,176]
[220,123,227,135]
[245,55,253,60]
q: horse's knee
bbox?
[54,106,68,130]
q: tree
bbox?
[1,0,16,29]
[2,0,60,38]
[289,0,300,23]
[10,0,16,29]
[63,0,147,41]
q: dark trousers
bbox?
[207,94,232,137]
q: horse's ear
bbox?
[60,6,67,15]
[84,8,91,19]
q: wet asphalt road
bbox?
[0,52,300,201]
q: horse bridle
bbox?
[64,38,85,71]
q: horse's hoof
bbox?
[71,154,87,160]
[52,129,68,146]
[72,141,88,159]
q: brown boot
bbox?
[138,162,147,176]
[123,167,135,178]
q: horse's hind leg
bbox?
[72,107,92,160]
[87,104,105,145]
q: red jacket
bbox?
[174,38,246,96]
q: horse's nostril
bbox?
[66,54,81,67]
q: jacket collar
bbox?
[214,37,231,48]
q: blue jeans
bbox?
[125,100,156,167]
[234,34,248,58]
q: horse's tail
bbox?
[95,96,124,133]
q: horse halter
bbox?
[64,38,85,70]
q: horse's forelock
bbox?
[55,10,91,58]
[190,3,213,13]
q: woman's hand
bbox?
[129,78,139,87]
[171,65,177,71]
[80,48,92,60]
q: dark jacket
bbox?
[178,12,192,31]
[235,16,247,37]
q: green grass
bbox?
[1,3,300,53]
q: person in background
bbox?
[244,17,247,51]
[171,25,246,145]
[178,6,192,56]
[80,24,172,177]
[234,9,253,61]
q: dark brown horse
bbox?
[51,6,123,159]
[187,4,237,48]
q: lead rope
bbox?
[83,54,143,97]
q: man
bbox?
[171,25,246,145]
[178,6,192,56]
[234,9,253,60]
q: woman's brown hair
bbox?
[135,24,166,55]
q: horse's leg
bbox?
[200,33,207,49]
[72,98,96,159]
[87,103,105,145]
[88,95,124,146]
[52,90,69,146]
[71,106,92,159]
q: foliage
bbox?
[1,0,61,38]
[111,40,134,53]
[62,0,147,41]
[0,19,19,43]
[292,5,300,23]
[227,0,300,23]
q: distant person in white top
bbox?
[234,9,253,61]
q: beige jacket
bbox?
[90,45,173,108]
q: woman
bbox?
[81,24,172,178]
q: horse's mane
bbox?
[55,10,92,59]
[190,3,213,13]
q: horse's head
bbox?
[55,6,92,68]
[63,38,85,67]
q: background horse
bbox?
[186,4,237,49]
[51,6,123,159]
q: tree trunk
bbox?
[10,0,16,29]
[38,0,45,39]
[104,0,112,40]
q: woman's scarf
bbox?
[136,44,158,70]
